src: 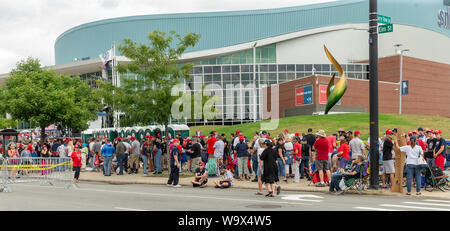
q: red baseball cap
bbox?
[385,129,393,135]
[177,132,181,135]
[354,131,360,135]
[284,129,289,133]
[434,129,441,134]
[412,130,418,134]
[295,132,300,137]
[130,136,135,140]
[236,130,240,134]
[145,135,150,138]
[239,136,245,140]
[199,162,205,166]
[116,137,122,141]
[408,131,413,136]
[143,142,149,146]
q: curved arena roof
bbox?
[55,0,449,65]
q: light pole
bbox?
[394,44,409,115]
[252,42,258,122]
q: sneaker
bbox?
[316,183,325,187]
[251,179,258,182]
[173,185,182,188]
[167,184,173,187]
[199,184,207,188]
[143,174,148,176]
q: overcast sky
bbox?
[0,0,337,74]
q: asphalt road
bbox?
[1,182,450,211]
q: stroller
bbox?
[423,165,449,192]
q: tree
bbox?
[98,30,200,155]
[1,58,101,144]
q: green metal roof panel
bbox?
[55,0,449,65]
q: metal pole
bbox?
[253,43,257,122]
[399,52,403,114]
[368,0,379,189]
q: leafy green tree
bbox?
[1,58,101,144]
[98,30,200,154]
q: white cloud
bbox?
[0,0,336,73]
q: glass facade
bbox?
[186,63,369,125]
[193,44,276,65]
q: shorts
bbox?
[185,154,191,161]
[316,159,329,171]
[219,181,232,188]
[382,160,395,174]
[256,163,264,176]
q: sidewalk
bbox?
[78,170,450,199]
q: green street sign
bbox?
[379,24,393,34]
[377,14,391,24]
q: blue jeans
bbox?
[142,155,149,174]
[300,157,309,178]
[117,154,125,174]
[90,154,97,170]
[103,156,113,176]
[252,155,259,179]
[329,173,343,192]
[155,149,162,173]
[444,159,450,169]
[277,157,285,178]
[406,164,422,193]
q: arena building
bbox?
[1,0,449,128]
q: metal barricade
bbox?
[0,157,76,192]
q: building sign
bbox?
[438,5,449,29]
[402,80,409,95]
[295,85,313,106]
[319,85,341,105]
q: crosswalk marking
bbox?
[402,202,450,207]
[422,199,450,203]
[380,204,450,211]
[354,207,403,211]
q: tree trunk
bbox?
[40,126,46,147]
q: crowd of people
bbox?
[1,126,447,195]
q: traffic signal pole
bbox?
[369,0,380,189]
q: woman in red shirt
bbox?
[337,139,350,169]
[71,145,82,183]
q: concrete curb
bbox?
[79,174,450,199]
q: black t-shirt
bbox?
[434,138,447,158]
[426,138,436,158]
[382,138,393,161]
[276,144,286,158]
[346,164,362,179]
[195,167,206,177]
[304,134,316,148]
[301,143,310,158]
[191,143,202,159]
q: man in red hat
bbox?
[433,130,447,170]
[425,129,436,167]
[191,162,208,188]
[381,129,395,189]
[129,136,141,174]
[349,130,366,160]
[167,139,182,187]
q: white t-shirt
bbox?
[349,137,365,158]
[400,145,424,165]
[213,140,224,158]
[124,142,131,154]
[223,170,233,183]
[254,138,267,160]
[284,142,293,151]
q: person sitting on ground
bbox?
[191,162,208,188]
[329,155,364,193]
[215,165,233,189]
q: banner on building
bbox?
[295,85,313,106]
[319,85,341,105]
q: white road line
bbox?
[423,199,450,203]
[402,202,450,207]
[354,207,403,211]
[380,204,450,211]
[114,207,148,211]
[13,184,312,206]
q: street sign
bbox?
[379,24,393,34]
[377,14,391,24]
[97,112,108,117]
